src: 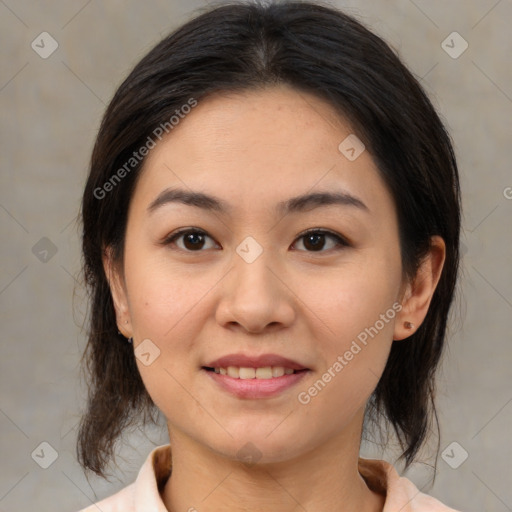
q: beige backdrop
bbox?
[1,1,511,510]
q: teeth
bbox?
[239,367,255,379]
[255,367,272,379]
[227,366,239,378]
[212,366,300,379]
[272,366,285,377]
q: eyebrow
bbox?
[147,187,370,216]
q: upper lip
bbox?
[204,353,308,370]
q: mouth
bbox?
[201,353,311,399]
[202,366,308,379]
[201,366,311,400]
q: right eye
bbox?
[162,228,219,252]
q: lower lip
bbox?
[202,368,310,399]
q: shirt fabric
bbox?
[78,444,460,512]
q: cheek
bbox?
[123,251,215,406]
[306,253,400,340]
[124,248,218,340]
[301,253,400,400]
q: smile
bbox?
[202,366,310,399]
[203,366,304,379]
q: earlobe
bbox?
[393,236,446,341]
[102,246,132,338]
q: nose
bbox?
[215,247,296,334]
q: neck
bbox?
[161,411,385,512]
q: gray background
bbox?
[1,0,511,510]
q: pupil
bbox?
[185,232,204,250]
[305,233,324,251]
[182,232,326,251]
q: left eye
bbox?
[162,228,349,252]
[292,229,349,252]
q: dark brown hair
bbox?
[77,0,461,479]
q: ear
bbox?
[394,235,446,341]
[102,245,132,338]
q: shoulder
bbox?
[76,482,135,512]
[389,474,461,511]
[358,457,461,511]
[74,444,172,512]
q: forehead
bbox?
[130,85,395,222]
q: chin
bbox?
[205,426,312,466]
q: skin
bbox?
[105,84,445,512]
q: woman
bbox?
[76,1,462,510]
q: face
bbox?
[107,84,412,464]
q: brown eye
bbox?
[162,228,349,253]
[164,229,218,251]
[293,229,349,252]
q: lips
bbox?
[203,353,308,371]
[201,353,311,398]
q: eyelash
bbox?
[161,227,350,253]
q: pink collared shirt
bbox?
[77,444,460,511]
